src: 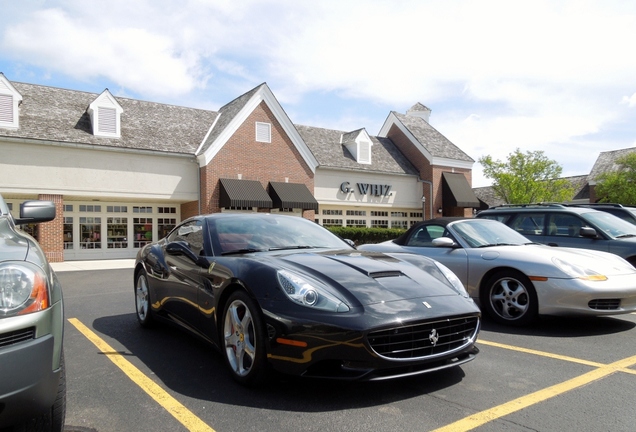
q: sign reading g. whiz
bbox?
[340,181,392,197]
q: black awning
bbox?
[268,182,319,211]
[219,178,273,208]
[442,172,480,208]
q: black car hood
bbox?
[0,218,29,263]
[274,249,459,306]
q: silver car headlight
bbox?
[277,269,350,312]
[433,261,470,298]
[552,257,608,281]
[0,262,50,317]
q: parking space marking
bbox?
[478,339,605,367]
[432,341,636,432]
[68,318,215,432]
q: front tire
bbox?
[222,290,267,386]
[482,270,538,326]
[135,269,154,327]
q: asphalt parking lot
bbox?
[57,265,636,432]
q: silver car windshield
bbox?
[581,211,636,239]
[450,219,530,248]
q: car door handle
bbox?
[547,243,558,247]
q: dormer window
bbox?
[256,122,271,143]
[0,73,22,130]
[88,89,123,138]
[340,128,373,165]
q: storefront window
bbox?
[322,210,343,215]
[134,217,153,248]
[371,220,389,228]
[391,220,409,229]
[63,217,73,250]
[107,217,128,248]
[322,219,343,227]
[80,217,101,249]
[346,210,366,216]
[346,219,366,227]
[158,218,176,240]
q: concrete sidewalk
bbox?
[50,259,135,272]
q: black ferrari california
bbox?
[134,213,480,385]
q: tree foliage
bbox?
[594,153,636,205]
[479,149,574,204]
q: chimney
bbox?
[406,103,431,123]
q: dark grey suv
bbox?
[571,203,636,226]
[476,204,636,267]
[0,195,66,431]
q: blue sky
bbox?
[1,0,635,186]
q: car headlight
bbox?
[552,257,608,281]
[0,262,50,317]
[433,261,470,298]
[277,270,350,312]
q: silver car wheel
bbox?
[484,270,538,326]
[490,278,529,318]
[224,298,257,378]
[135,271,153,326]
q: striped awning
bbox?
[219,178,273,208]
[268,182,319,211]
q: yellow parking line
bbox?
[478,339,605,367]
[68,318,215,432]
[431,343,636,432]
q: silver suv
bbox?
[476,204,636,267]
[0,195,66,431]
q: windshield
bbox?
[211,214,353,255]
[581,211,636,239]
[450,219,530,248]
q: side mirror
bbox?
[343,238,356,248]
[580,227,597,238]
[432,237,457,248]
[15,200,56,225]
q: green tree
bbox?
[479,149,574,204]
[594,153,636,205]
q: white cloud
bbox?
[622,92,636,107]
[1,0,635,187]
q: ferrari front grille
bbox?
[0,327,35,348]
[588,298,621,310]
[368,316,479,360]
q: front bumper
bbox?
[0,334,61,427]
[535,274,636,316]
[0,302,64,427]
[261,296,481,380]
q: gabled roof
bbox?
[379,110,474,167]
[296,124,418,175]
[196,83,318,172]
[588,147,636,184]
[1,82,217,154]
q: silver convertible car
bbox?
[358,218,636,326]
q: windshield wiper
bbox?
[615,234,636,239]
[268,245,316,251]
[221,248,265,256]
[477,243,519,248]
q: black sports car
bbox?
[134,213,480,385]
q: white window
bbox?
[0,74,22,130]
[256,122,271,143]
[88,89,123,138]
[0,94,13,123]
[98,107,117,134]
[358,141,371,164]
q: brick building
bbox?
[0,73,479,262]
